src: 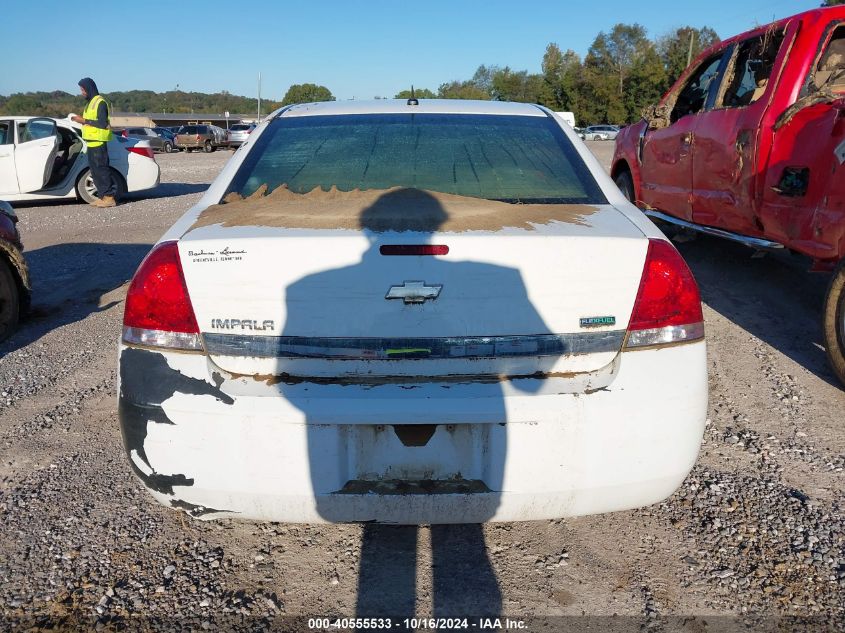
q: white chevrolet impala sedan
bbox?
[118,99,707,524]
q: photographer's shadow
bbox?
[278,188,555,617]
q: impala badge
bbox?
[386,281,442,304]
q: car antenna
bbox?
[407,85,419,106]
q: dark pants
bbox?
[87,144,116,198]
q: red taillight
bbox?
[626,239,703,348]
[123,242,199,344]
[196,134,200,141]
[127,146,154,159]
[380,245,449,256]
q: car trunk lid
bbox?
[178,187,647,380]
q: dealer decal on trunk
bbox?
[187,247,247,263]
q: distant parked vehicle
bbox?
[226,123,256,148]
[0,200,29,341]
[153,127,178,145]
[119,127,174,153]
[573,127,587,140]
[209,125,227,146]
[175,125,225,152]
[583,125,621,141]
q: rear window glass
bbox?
[226,114,606,204]
[230,124,251,131]
[181,126,198,134]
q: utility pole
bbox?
[257,72,261,123]
[686,30,697,67]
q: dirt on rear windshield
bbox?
[190,185,599,233]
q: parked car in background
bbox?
[153,127,179,150]
[118,127,175,153]
[210,126,227,146]
[0,116,160,204]
[612,6,845,385]
[0,200,29,341]
[573,127,587,140]
[583,125,621,141]
[226,123,256,148]
[118,99,707,524]
[175,125,225,152]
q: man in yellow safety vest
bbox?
[70,78,117,208]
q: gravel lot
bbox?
[0,145,842,630]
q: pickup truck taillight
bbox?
[625,238,704,349]
[126,146,155,160]
[122,242,202,351]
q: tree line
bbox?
[396,23,719,125]
[0,90,283,119]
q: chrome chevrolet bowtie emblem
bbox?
[385,281,442,304]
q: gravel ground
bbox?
[0,146,842,631]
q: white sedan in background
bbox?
[0,116,160,204]
[583,124,621,141]
[118,99,707,524]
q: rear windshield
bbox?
[181,126,198,134]
[226,113,606,204]
[230,124,251,131]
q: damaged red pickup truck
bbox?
[612,7,845,385]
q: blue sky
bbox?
[2,0,823,101]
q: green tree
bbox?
[542,43,566,109]
[490,67,550,104]
[542,44,584,115]
[583,23,666,123]
[657,26,720,88]
[437,80,490,100]
[394,88,437,99]
[280,84,335,106]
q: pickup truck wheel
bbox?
[164,142,173,153]
[0,257,20,342]
[822,259,845,386]
[203,140,213,153]
[614,170,635,204]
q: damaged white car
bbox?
[118,99,707,523]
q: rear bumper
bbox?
[117,341,707,523]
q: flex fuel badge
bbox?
[580,316,616,328]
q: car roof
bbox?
[275,99,548,119]
[4,115,80,130]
